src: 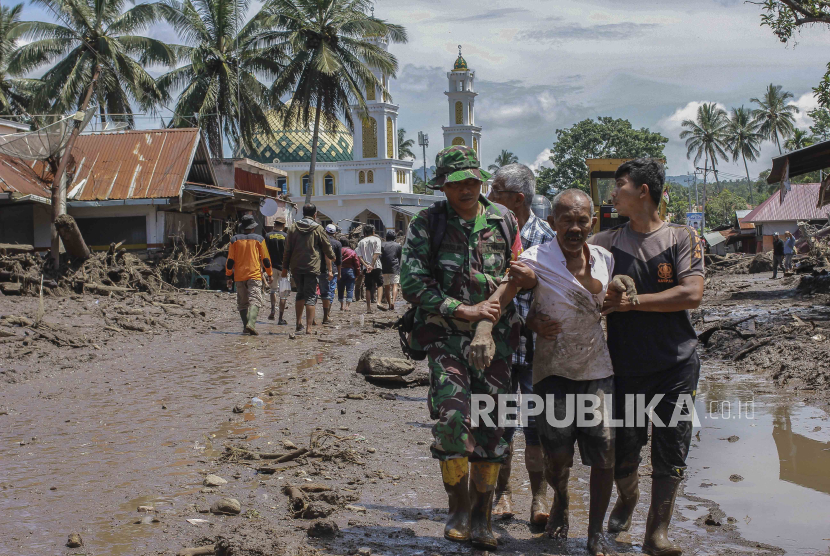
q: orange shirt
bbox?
[225,233,272,282]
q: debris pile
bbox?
[704,253,772,275]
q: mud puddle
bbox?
[686,364,830,554]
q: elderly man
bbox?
[487,164,555,525]
[400,145,524,550]
[591,159,704,556]
[517,189,618,556]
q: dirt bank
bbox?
[0,278,820,555]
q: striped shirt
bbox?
[514,213,556,366]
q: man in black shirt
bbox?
[322,224,342,324]
[380,230,402,309]
[771,232,784,279]
[264,216,288,324]
[589,159,704,556]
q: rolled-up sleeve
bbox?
[400,215,461,316]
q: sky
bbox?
[16,0,830,181]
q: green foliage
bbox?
[487,149,518,173]
[536,117,668,196]
[10,0,176,127]
[412,172,432,195]
[784,128,815,151]
[0,3,35,118]
[398,127,415,160]
[724,105,763,205]
[666,183,691,224]
[751,84,799,154]
[705,188,747,229]
[264,0,406,203]
[157,0,285,156]
[808,106,830,140]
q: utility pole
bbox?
[687,172,693,213]
[417,131,429,185]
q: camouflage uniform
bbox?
[401,149,521,463]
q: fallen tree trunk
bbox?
[55,214,91,261]
[0,270,58,288]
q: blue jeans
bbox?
[322,275,337,302]
[338,268,356,302]
[502,364,540,446]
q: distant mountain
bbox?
[666,175,695,187]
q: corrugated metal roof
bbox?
[0,154,51,197]
[69,128,212,201]
[744,183,830,223]
[768,140,830,183]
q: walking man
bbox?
[783,230,796,272]
[356,225,383,313]
[322,224,342,324]
[772,232,784,279]
[519,189,617,556]
[380,230,403,310]
[401,145,523,550]
[339,244,360,310]
[590,159,704,556]
[226,214,273,335]
[264,216,288,324]
[487,163,555,526]
[282,204,335,334]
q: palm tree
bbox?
[751,83,798,155]
[724,106,763,206]
[10,0,176,128]
[680,102,728,216]
[397,127,414,159]
[158,0,284,156]
[487,149,518,173]
[0,3,38,118]
[264,0,407,204]
[784,129,814,152]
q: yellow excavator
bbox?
[586,158,668,233]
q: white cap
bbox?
[325,224,337,234]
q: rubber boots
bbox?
[642,476,683,556]
[470,461,500,550]
[608,470,640,532]
[440,458,470,542]
[245,306,259,335]
[239,310,248,333]
[493,444,514,519]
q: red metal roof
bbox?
[0,154,51,198]
[69,128,210,201]
[743,183,830,223]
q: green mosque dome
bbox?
[452,54,468,72]
[241,105,353,164]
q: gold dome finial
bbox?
[453,45,468,71]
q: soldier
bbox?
[400,145,524,550]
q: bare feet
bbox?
[545,500,569,539]
[493,491,514,520]
[588,531,617,556]
[530,494,549,526]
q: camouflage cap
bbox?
[427,145,491,188]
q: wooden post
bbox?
[54,214,90,260]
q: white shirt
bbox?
[356,236,382,270]
[519,239,615,384]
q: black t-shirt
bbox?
[380,241,402,274]
[320,237,342,274]
[773,238,784,256]
[264,230,286,271]
[589,222,704,376]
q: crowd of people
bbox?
[224,205,404,335]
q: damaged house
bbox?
[0,128,290,254]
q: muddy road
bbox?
[0,271,829,556]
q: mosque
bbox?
[241,41,483,233]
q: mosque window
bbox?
[363,117,378,158]
[367,170,374,183]
[469,102,473,125]
[386,117,394,158]
[324,174,335,195]
[452,137,465,146]
[473,137,478,155]
[455,102,463,125]
[359,171,365,184]
[277,177,287,195]
[366,83,375,101]
[302,174,312,196]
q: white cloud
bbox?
[789,92,819,130]
[657,101,729,136]
[527,148,553,172]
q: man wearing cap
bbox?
[772,232,784,279]
[400,145,524,550]
[226,214,273,335]
[264,216,288,325]
[322,224,342,324]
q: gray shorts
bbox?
[294,273,325,306]
[535,374,615,469]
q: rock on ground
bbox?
[355,348,414,376]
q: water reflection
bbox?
[772,406,830,496]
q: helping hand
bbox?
[526,313,562,340]
[468,320,496,370]
[508,261,537,290]
[455,300,501,323]
[601,288,633,315]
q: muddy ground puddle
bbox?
[685,364,830,554]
